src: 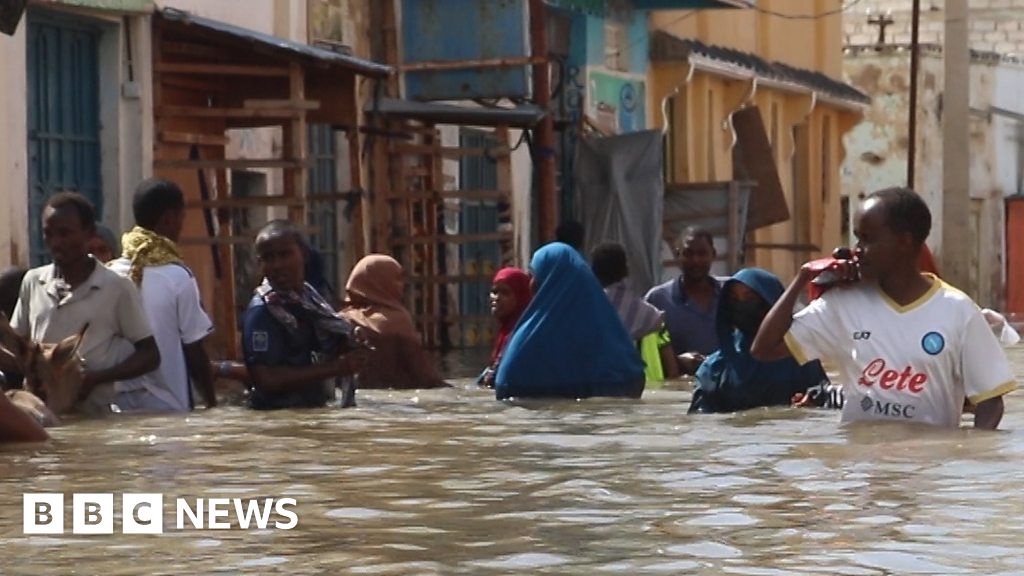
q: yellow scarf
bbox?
[118,226,182,284]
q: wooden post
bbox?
[529,0,557,244]
[288,63,308,225]
[943,0,971,291]
[907,0,921,189]
[727,180,740,273]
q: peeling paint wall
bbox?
[842,49,1024,306]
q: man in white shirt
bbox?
[109,179,216,411]
[752,187,1015,429]
[0,192,161,415]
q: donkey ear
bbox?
[50,325,86,367]
[0,311,30,361]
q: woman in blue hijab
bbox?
[495,243,645,400]
[691,268,829,413]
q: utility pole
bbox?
[942,0,971,291]
[907,0,920,189]
[529,0,558,244]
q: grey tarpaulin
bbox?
[575,129,664,294]
[659,182,752,283]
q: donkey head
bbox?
[0,313,87,415]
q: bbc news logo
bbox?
[23,493,298,534]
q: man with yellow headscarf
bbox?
[109,179,216,411]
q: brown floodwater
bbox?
[1,347,1023,575]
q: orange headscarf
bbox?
[340,255,420,342]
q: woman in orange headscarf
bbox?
[340,255,446,389]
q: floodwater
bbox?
[2,347,1024,575]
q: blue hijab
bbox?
[691,268,829,413]
[495,243,645,400]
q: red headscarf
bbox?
[491,267,531,363]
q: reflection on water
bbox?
[2,348,1024,574]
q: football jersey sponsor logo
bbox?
[853,331,871,340]
[857,358,928,393]
[921,331,945,355]
[859,397,917,419]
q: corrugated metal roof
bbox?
[36,0,152,12]
[546,0,750,15]
[157,7,391,78]
[367,98,545,128]
[652,31,870,106]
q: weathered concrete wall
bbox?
[650,0,853,282]
[0,23,29,267]
[842,48,1022,305]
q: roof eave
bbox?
[688,54,869,112]
[156,8,392,78]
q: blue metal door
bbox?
[459,130,502,347]
[26,14,102,265]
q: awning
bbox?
[157,7,391,78]
[651,31,869,110]
[547,0,749,15]
[367,98,546,128]
[34,0,152,12]
[632,0,750,8]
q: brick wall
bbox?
[844,0,1024,54]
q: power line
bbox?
[740,0,866,20]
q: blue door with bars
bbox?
[458,129,502,347]
[26,13,102,265]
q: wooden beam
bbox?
[306,191,359,203]
[156,105,302,119]
[155,62,290,77]
[160,41,226,60]
[155,158,308,169]
[392,144,511,159]
[287,62,308,225]
[185,196,305,209]
[180,226,318,245]
[243,98,321,111]
[161,75,226,93]
[159,131,229,146]
[387,189,510,201]
[390,232,512,246]
[397,55,545,72]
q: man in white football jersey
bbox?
[751,187,1015,429]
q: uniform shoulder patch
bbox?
[252,331,269,352]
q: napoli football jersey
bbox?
[785,275,1016,427]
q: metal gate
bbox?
[26,13,102,264]
[458,129,502,347]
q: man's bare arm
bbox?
[184,339,216,408]
[974,396,1004,430]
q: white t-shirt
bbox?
[109,259,214,412]
[12,261,152,373]
[785,275,1016,428]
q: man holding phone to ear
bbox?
[751,187,1015,430]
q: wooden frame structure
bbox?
[152,8,390,357]
[363,99,543,348]
[366,117,516,348]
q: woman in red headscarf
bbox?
[478,267,531,388]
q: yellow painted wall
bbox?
[650,0,856,281]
